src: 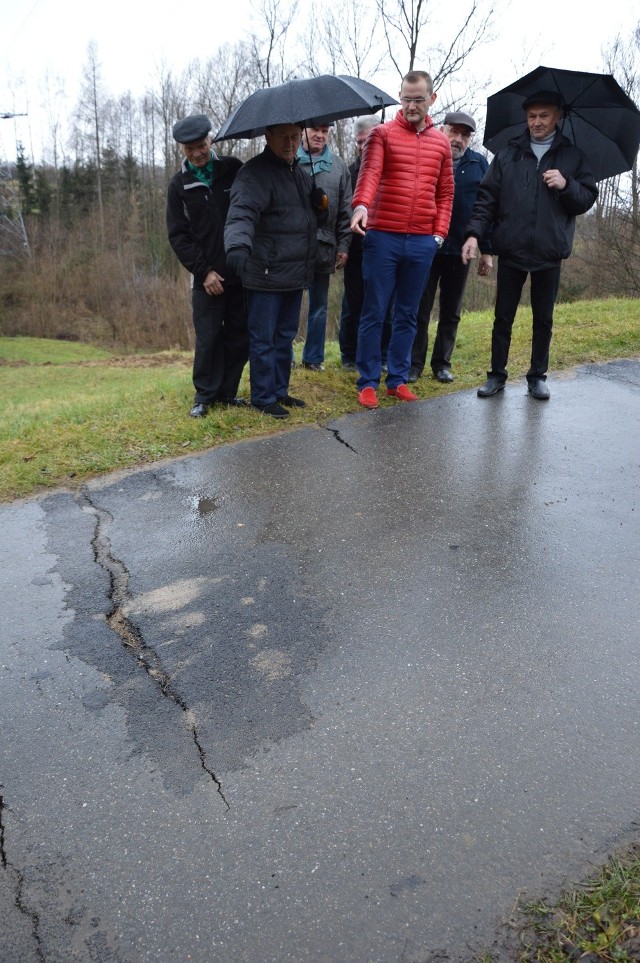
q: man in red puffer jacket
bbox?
[351,70,454,409]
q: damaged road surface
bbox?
[1,360,640,962]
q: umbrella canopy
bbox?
[483,65,640,182]
[214,74,399,142]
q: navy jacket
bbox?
[441,147,491,257]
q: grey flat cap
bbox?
[172,114,212,144]
[443,111,476,132]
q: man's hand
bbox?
[461,237,478,265]
[335,252,348,270]
[478,254,493,277]
[203,270,224,296]
[542,169,567,191]
[225,249,249,278]
[351,206,368,236]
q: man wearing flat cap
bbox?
[462,90,597,400]
[167,113,249,417]
[409,110,492,385]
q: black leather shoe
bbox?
[189,402,208,418]
[252,402,290,418]
[407,367,421,383]
[434,368,454,383]
[477,377,505,397]
[302,362,325,372]
[341,362,357,372]
[277,395,306,408]
[528,378,550,400]
[218,397,249,407]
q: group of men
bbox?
[167,72,597,419]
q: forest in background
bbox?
[1,1,639,352]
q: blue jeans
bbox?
[245,289,303,406]
[356,230,438,389]
[302,272,330,365]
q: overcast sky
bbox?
[1,0,638,159]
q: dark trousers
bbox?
[245,289,303,406]
[192,284,249,404]
[490,262,561,382]
[412,254,470,374]
[339,235,391,365]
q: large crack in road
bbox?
[76,489,230,811]
[1,789,46,960]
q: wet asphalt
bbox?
[1,360,639,962]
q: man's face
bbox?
[527,104,561,142]
[355,128,374,156]
[399,79,436,129]
[182,136,212,168]
[303,126,330,154]
[265,124,303,162]
[443,123,473,159]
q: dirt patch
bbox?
[0,353,191,368]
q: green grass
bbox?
[480,845,640,961]
[1,297,639,502]
[0,336,113,364]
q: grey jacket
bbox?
[297,148,353,273]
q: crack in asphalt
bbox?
[77,489,230,811]
[0,791,7,869]
[1,790,46,959]
[324,426,359,453]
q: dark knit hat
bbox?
[443,111,476,132]
[521,90,563,110]
[172,114,212,144]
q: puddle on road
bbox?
[191,495,219,517]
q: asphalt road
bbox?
[1,361,639,962]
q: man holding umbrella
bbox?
[224,123,319,418]
[462,90,598,400]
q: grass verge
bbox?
[1,296,639,503]
[481,843,640,961]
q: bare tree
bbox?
[77,41,106,241]
[377,0,494,87]
[185,42,256,155]
[582,21,640,295]
[298,0,386,81]
[149,60,188,176]
[249,0,301,88]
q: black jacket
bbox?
[466,129,598,270]
[224,147,318,291]
[166,153,242,288]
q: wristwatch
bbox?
[434,235,444,248]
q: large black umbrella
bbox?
[483,65,640,182]
[214,74,398,142]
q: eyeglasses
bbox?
[400,96,428,105]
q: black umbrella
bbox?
[483,65,640,182]
[214,74,398,142]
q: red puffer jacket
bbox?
[352,111,454,237]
